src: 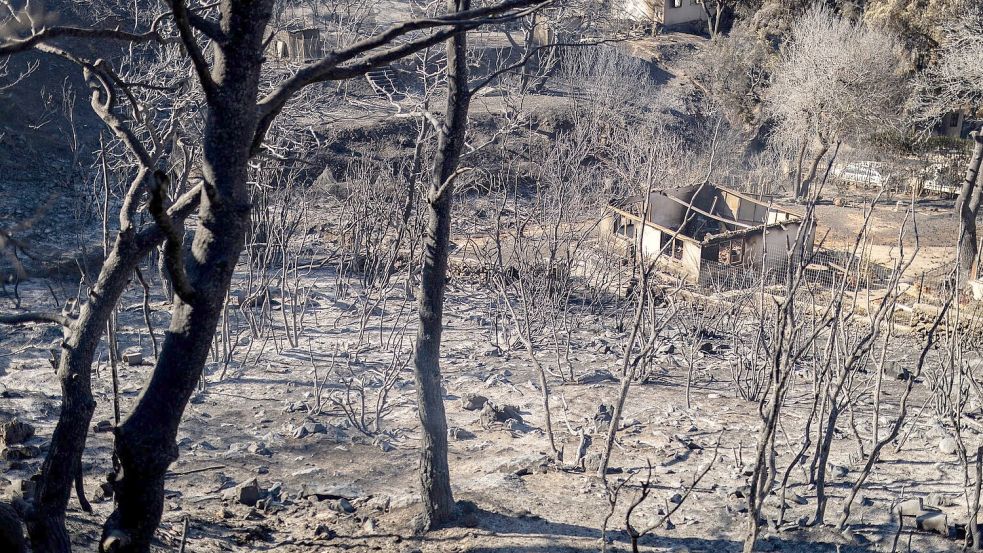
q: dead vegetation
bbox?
[1,2,982,553]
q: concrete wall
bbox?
[639,225,662,258]
[938,110,966,138]
[662,0,705,27]
[681,240,702,279]
[617,0,656,21]
[615,0,704,26]
[647,185,701,229]
[742,223,808,268]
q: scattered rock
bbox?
[292,422,326,439]
[916,511,951,537]
[305,422,327,434]
[314,523,335,539]
[593,404,613,433]
[480,402,523,426]
[364,495,391,513]
[939,436,958,455]
[92,420,113,433]
[7,479,35,503]
[895,497,928,518]
[460,393,488,411]
[247,442,272,456]
[237,479,262,507]
[1,445,39,461]
[376,440,395,453]
[926,492,956,508]
[448,427,476,441]
[1,420,34,446]
[584,452,602,473]
[122,349,143,366]
[789,493,807,506]
[498,454,549,475]
[242,508,264,521]
[292,425,310,439]
[668,493,683,504]
[577,369,615,385]
[827,464,849,478]
[331,498,356,514]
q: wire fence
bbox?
[696,248,897,294]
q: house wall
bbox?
[601,211,702,282]
[939,110,966,138]
[638,225,663,258]
[648,184,701,228]
[605,199,813,285]
[614,0,704,26]
[271,30,323,61]
[720,188,798,226]
[662,0,705,27]
[681,240,702,280]
[742,222,810,269]
[616,0,656,21]
[737,200,765,224]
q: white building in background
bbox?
[615,0,706,28]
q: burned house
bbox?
[933,108,968,139]
[603,184,814,285]
[614,0,706,29]
[270,28,324,62]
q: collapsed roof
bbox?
[610,184,803,245]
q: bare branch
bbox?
[186,2,225,43]
[0,311,69,326]
[250,0,550,155]
[0,26,162,56]
[164,0,217,97]
[149,171,196,303]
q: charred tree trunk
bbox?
[797,142,830,201]
[412,0,471,530]
[812,403,840,525]
[0,502,26,553]
[28,235,137,553]
[25,170,195,553]
[957,131,983,280]
[100,7,266,552]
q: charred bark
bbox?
[796,142,830,201]
[957,131,983,280]
[412,0,472,530]
[24,173,199,553]
[100,5,267,551]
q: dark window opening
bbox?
[716,238,745,265]
[613,214,636,238]
[660,232,685,260]
[673,239,684,260]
